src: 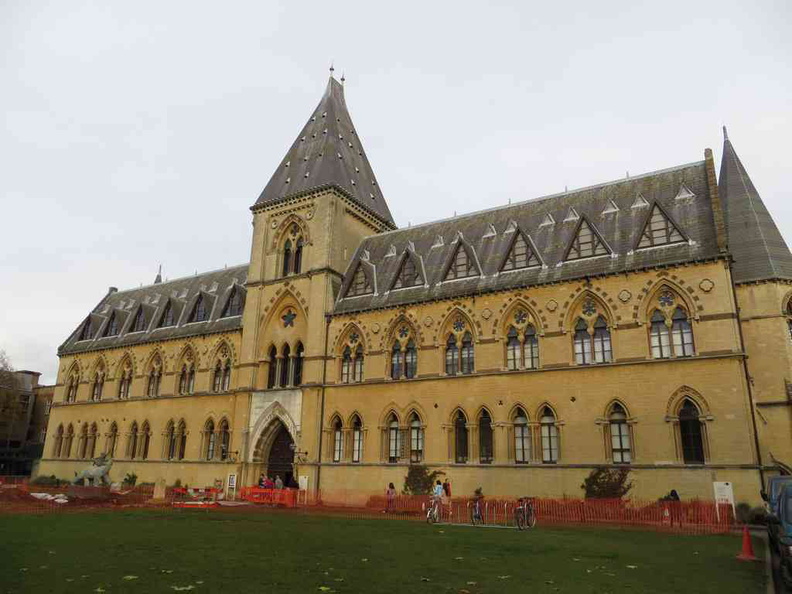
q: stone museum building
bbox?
[38,75,792,504]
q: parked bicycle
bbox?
[514,496,537,530]
[426,496,441,524]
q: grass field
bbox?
[0,510,766,593]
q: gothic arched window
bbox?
[513,408,530,464]
[53,425,64,458]
[213,361,223,392]
[351,415,363,463]
[524,326,539,369]
[219,419,230,461]
[294,238,304,274]
[279,344,291,387]
[387,414,401,463]
[454,411,468,464]
[128,422,139,460]
[390,342,402,380]
[140,422,151,460]
[204,419,216,460]
[353,344,364,383]
[293,342,304,386]
[165,421,176,460]
[461,332,474,374]
[650,310,671,359]
[282,239,292,277]
[332,417,343,463]
[341,346,352,384]
[479,409,493,464]
[106,422,118,458]
[540,407,559,463]
[671,307,694,357]
[409,413,424,463]
[445,334,459,375]
[177,420,187,461]
[609,403,631,464]
[679,400,705,464]
[506,327,520,370]
[405,340,417,379]
[267,346,278,389]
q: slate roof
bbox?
[718,131,792,284]
[59,265,248,356]
[253,77,396,229]
[334,160,721,314]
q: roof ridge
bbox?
[110,263,249,296]
[368,159,705,240]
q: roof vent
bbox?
[209,282,218,293]
[322,112,327,118]
[152,294,161,304]
[304,171,310,178]
[564,207,580,223]
[337,152,342,159]
[323,129,327,135]
[285,177,290,184]
[350,179,356,186]
[369,193,375,200]
[431,235,444,249]
[602,200,619,215]
[300,136,305,142]
[632,193,650,209]
[285,161,290,167]
[539,214,556,228]
[179,289,188,299]
[482,223,497,238]
[504,220,518,233]
[361,249,371,261]
[407,240,416,252]
[675,184,696,200]
[386,245,397,257]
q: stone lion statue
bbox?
[72,452,113,486]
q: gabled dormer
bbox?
[565,218,610,261]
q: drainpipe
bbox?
[728,260,765,488]
[316,313,331,495]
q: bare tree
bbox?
[0,349,23,452]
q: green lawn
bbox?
[0,510,766,593]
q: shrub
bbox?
[123,472,138,487]
[581,466,633,499]
[403,464,445,495]
[735,502,751,524]
[30,475,62,487]
[173,478,182,488]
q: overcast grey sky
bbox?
[1,1,790,383]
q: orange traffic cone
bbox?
[736,525,758,562]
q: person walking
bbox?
[386,482,397,513]
[275,475,284,490]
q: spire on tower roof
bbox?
[253,76,395,228]
[154,264,162,284]
[719,132,792,283]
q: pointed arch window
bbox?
[461,332,474,374]
[566,220,608,261]
[91,371,104,401]
[387,414,401,463]
[279,344,291,387]
[444,244,477,281]
[637,204,685,248]
[513,409,530,464]
[479,410,493,464]
[267,346,278,389]
[78,423,88,459]
[650,310,672,359]
[524,326,539,369]
[87,423,98,458]
[66,374,79,402]
[147,362,162,397]
[106,423,118,458]
[213,361,223,392]
[341,346,352,384]
[332,418,343,462]
[178,365,187,394]
[679,400,705,464]
[282,239,292,277]
[128,422,139,460]
[177,420,187,460]
[353,344,364,382]
[405,340,417,379]
[393,256,423,289]
[294,238,304,274]
[574,317,611,365]
[190,295,208,323]
[445,334,459,375]
[573,319,592,365]
[409,413,424,463]
[391,338,417,380]
[222,360,231,391]
[179,363,195,395]
[222,287,243,318]
[104,313,119,337]
[204,420,216,460]
[352,416,363,463]
[506,327,521,370]
[159,301,175,327]
[609,404,631,464]
[390,342,402,380]
[53,425,64,458]
[131,308,147,332]
[671,308,694,357]
[140,422,151,460]
[63,424,74,458]
[219,419,230,460]
[118,364,132,399]
[540,407,559,463]
[346,264,373,297]
[502,233,540,271]
[293,342,304,386]
[454,411,468,464]
[166,421,176,460]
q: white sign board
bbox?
[298,475,309,491]
[713,481,735,520]
[227,473,237,500]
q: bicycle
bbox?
[470,497,484,525]
[426,496,441,524]
[514,496,537,530]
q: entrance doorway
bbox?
[267,424,295,487]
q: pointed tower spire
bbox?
[719,132,792,283]
[154,264,162,284]
[253,76,395,228]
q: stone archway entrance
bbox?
[252,418,296,487]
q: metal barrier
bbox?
[239,487,298,507]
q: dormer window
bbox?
[159,300,175,327]
[222,287,243,318]
[104,312,119,337]
[189,295,208,323]
[501,232,540,271]
[392,256,423,289]
[444,244,478,281]
[131,308,146,332]
[566,219,609,261]
[79,319,94,341]
[346,263,373,297]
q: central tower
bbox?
[237,75,395,488]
